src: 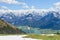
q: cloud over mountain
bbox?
[0,2,60,16]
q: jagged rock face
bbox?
[0,11,60,30]
[0,18,25,34]
[39,12,60,30]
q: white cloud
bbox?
[0,0,29,9]
[45,2,60,12]
[30,6,35,10]
[54,2,60,9]
[0,6,10,10]
[0,6,13,13]
[31,6,35,9]
[54,2,60,11]
[22,4,29,9]
[0,0,26,5]
[54,2,60,7]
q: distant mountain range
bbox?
[0,18,25,34]
[0,11,60,30]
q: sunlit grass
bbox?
[24,34,60,40]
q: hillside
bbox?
[0,18,25,34]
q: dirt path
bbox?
[0,35,38,40]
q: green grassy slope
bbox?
[0,18,25,34]
[24,34,60,40]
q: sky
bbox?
[0,0,60,10]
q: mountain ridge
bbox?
[0,11,60,30]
